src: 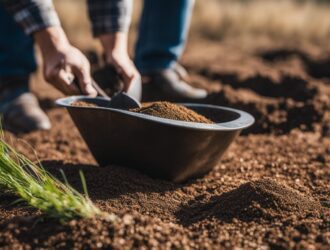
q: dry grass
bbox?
[53,0,330,50]
[192,0,330,45]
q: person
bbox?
[0,0,207,133]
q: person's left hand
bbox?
[106,50,140,92]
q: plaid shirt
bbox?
[1,0,132,36]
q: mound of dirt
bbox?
[177,179,323,227]
[131,101,214,124]
[213,179,322,220]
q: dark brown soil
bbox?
[131,101,214,123]
[71,100,98,107]
[179,179,323,224]
[72,100,213,123]
[0,40,329,249]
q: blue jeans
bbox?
[0,6,36,81]
[134,0,194,74]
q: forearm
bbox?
[87,0,133,37]
[1,0,60,35]
[89,0,138,91]
[34,27,70,60]
[99,32,128,63]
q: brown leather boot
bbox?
[0,76,51,133]
[142,63,207,100]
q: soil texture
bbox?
[131,101,214,123]
[0,40,329,249]
[71,100,98,108]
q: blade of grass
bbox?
[0,134,111,221]
[79,170,89,197]
[59,169,70,186]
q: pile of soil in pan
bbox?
[71,100,213,124]
[131,101,214,124]
[183,179,323,223]
[71,100,98,108]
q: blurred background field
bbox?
[54,0,330,53]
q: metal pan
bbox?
[56,96,254,182]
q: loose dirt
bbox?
[71,100,214,123]
[131,101,214,123]
[179,179,323,223]
[0,40,329,249]
[71,100,98,108]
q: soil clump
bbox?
[131,101,214,123]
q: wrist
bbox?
[99,33,128,64]
[34,26,70,57]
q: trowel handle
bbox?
[67,71,109,98]
[91,80,110,99]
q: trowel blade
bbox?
[126,75,142,102]
[108,92,141,110]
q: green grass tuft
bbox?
[0,134,106,221]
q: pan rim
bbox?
[55,96,255,131]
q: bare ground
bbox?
[0,40,329,249]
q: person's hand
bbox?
[99,33,140,91]
[34,27,97,96]
[106,50,140,92]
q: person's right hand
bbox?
[34,27,97,97]
[99,33,141,92]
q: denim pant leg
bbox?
[134,0,194,74]
[0,5,36,82]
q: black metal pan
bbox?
[56,96,254,182]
